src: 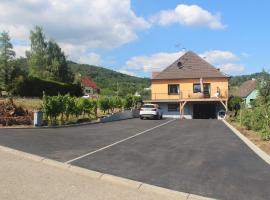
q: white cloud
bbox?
[125,50,245,75]
[126,51,185,72]
[118,69,136,76]
[199,50,237,64]
[78,53,102,66]
[57,43,102,65]
[13,44,30,58]
[0,0,150,49]
[157,4,225,29]
[219,63,245,73]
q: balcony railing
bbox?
[151,90,228,101]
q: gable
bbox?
[153,51,230,80]
[235,79,257,98]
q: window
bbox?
[193,83,211,93]
[168,84,179,95]
[142,104,155,109]
[168,103,179,112]
[193,83,201,93]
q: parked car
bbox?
[139,104,163,120]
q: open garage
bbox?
[193,103,217,119]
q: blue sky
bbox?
[1,0,269,77]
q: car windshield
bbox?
[142,105,155,108]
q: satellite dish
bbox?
[177,61,183,69]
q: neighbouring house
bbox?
[145,51,230,119]
[80,76,100,96]
[234,79,258,107]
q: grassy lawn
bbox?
[13,98,43,111]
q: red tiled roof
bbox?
[81,76,98,89]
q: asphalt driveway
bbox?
[0,119,269,200]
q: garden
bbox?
[0,94,142,127]
[227,73,270,154]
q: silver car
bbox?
[139,104,163,120]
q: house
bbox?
[145,51,230,119]
[80,76,100,96]
[234,79,258,107]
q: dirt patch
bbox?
[0,98,33,126]
[229,121,270,156]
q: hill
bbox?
[229,72,270,87]
[68,61,150,96]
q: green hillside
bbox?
[68,61,150,96]
[229,72,270,87]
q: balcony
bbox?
[150,90,228,102]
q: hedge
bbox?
[11,76,82,97]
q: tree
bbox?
[27,26,74,83]
[46,40,73,83]
[0,31,15,90]
[27,26,48,78]
[257,70,270,104]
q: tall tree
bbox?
[0,31,15,90]
[27,26,74,83]
[46,40,73,83]
[26,26,48,78]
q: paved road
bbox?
[0,119,168,162]
[0,119,270,200]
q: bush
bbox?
[109,96,122,112]
[228,96,242,111]
[123,95,133,110]
[42,94,141,125]
[11,76,82,97]
[43,95,64,124]
[62,94,76,121]
[76,98,93,118]
[98,97,110,114]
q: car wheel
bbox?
[140,116,144,120]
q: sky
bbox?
[0,0,269,78]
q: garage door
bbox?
[193,103,216,119]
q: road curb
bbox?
[0,120,101,130]
[0,145,44,162]
[0,145,216,200]
[139,183,188,199]
[223,120,270,165]
[100,174,142,189]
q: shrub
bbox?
[11,76,82,97]
[91,99,98,118]
[42,95,64,124]
[109,96,122,112]
[123,95,133,110]
[62,94,76,121]
[228,96,242,111]
[259,128,270,141]
[76,98,93,118]
[98,97,110,114]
